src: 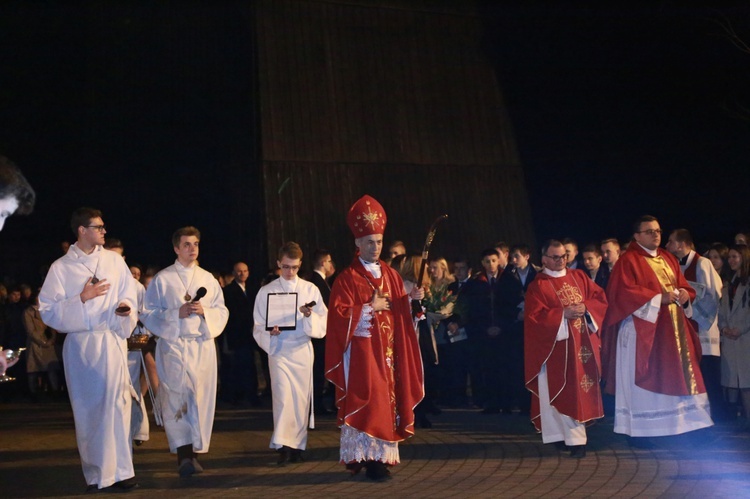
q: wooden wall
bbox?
[254,0,534,268]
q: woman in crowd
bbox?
[707,242,733,284]
[392,254,437,428]
[24,291,62,398]
[427,257,456,406]
[718,244,750,428]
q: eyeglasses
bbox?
[638,229,662,236]
[543,254,568,262]
[280,265,300,271]
[86,225,106,232]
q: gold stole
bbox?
[644,255,699,395]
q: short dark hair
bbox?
[312,248,330,268]
[172,226,201,247]
[510,243,531,256]
[452,256,472,268]
[582,244,601,257]
[104,238,123,250]
[600,238,620,248]
[633,215,658,235]
[669,228,694,249]
[0,155,35,215]
[278,241,303,261]
[541,239,564,256]
[481,248,500,259]
[70,207,103,236]
[493,241,509,254]
[561,238,578,249]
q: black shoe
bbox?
[86,485,99,494]
[569,445,586,458]
[111,480,140,492]
[179,458,197,477]
[365,460,391,481]
[277,446,291,465]
[553,441,569,451]
[289,449,305,463]
[346,461,365,476]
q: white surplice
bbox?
[39,243,137,489]
[128,277,149,442]
[253,276,327,450]
[680,251,722,357]
[140,261,228,454]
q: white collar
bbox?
[542,268,567,278]
[682,250,696,267]
[175,259,198,270]
[637,243,658,257]
[278,275,299,292]
[71,242,101,258]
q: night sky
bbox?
[1,3,749,286]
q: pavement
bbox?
[2,399,750,498]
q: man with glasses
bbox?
[524,240,608,458]
[253,242,327,465]
[141,226,228,477]
[39,207,139,492]
[602,215,713,442]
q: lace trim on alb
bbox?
[340,424,399,464]
[616,400,710,420]
[353,304,374,338]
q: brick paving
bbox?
[2,400,750,498]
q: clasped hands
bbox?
[722,327,741,340]
[563,303,587,319]
[661,288,689,306]
[179,301,204,318]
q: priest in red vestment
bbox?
[525,240,608,458]
[325,195,425,481]
[601,215,713,438]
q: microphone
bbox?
[192,287,207,302]
[303,300,316,308]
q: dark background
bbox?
[1,2,749,286]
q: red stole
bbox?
[524,269,607,430]
[601,245,705,396]
[325,257,424,443]
[683,254,698,282]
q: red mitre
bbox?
[347,195,387,237]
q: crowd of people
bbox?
[2,156,750,491]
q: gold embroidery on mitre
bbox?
[579,345,593,364]
[361,206,383,231]
[555,282,583,307]
[580,374,594,393]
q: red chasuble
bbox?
[601,244,705,396]
[325,257,424,443]
[525,269,608,431]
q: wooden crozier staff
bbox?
[411,214,449,316]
